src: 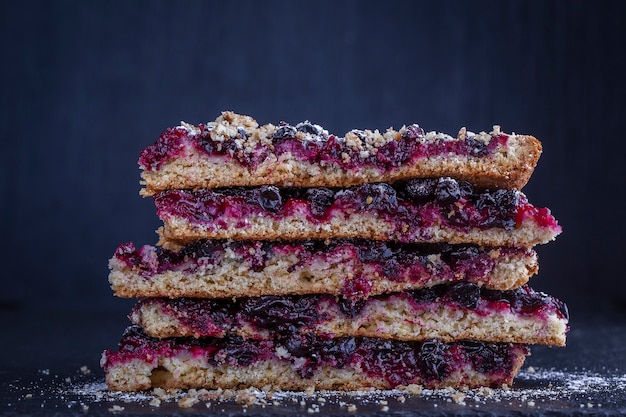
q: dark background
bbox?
[2,0,625,320]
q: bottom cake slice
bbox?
[101,326,529,391]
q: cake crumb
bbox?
[527,366,536,373]
[149,398,161,407]
[347,404,357,412]
[178,396,199,408]
[25,394,33,399]
[396,395,406,403]
[451,392,467,406]
[108,405,124,412]
[381,405,390,412]
[81,403,89,412]
[80,366,91,375]
[235,390,258,405]
[527,401,536,407]
[405,384,423,395]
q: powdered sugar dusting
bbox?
[8,366,626,413]
[71,367,626,410]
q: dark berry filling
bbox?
[103,326,529,388]
[139,120,508,172]
[132,283,568,338]
[152,179,560,234]
[113,240,527,297]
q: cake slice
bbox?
[101,326,530,391]
[153,179,561,248]
[139,112,542,195]
[130,284,568,346]
[109,239,538,299]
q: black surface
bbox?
[2,0,626,317]
[2,2,626,415]
[1,310,625,416]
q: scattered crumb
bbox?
[451,392,467,406]
[24,394,32,399]
[178,396,199,408]
[381,405,390,411]
[527,366,536,374]
[148,398,161,407]
[108,405,124,412]
[405,384,423,395]
[80,366,91,375]
[347,403,357,412]
[527,400,536,407]
[396,395,406,403]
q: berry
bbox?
[359,183,398,213]
[356,242,395,263]
[404,178,437,203]
[296,122,322,135]
[306,188,336,218]
[419,340,447,380]
[256,186,284,213]
[241,296,320,334]
[402,124,425,140]
[465,135,489,157]
[272,124,297,139]
[442,245,480,262]
[446,282,481,309]
[434,177,462,205]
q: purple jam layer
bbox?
[153,178,560,233]
[113,239,528,292]
[102,325,529,388]
[139,120,508,172]
[131,283,568,338]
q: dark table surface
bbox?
[1,309,625,416]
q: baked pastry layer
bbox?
[139,112,542,194]
[130,284,568,346]
[101,326,529,391]
[109,240,537,299]
[153,180,561,247]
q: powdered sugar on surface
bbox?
[7,366,626,414]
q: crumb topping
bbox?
[174,112,505,157]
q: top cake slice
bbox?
[139,112,542,195]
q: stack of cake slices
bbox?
[101,112,568,392]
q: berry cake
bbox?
[153,179,561,248]
[102,112,566,394]
[138,111,542,195]
[109,240,538,299]
[129,284,568,346]
[101,326,530,392]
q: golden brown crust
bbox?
[103,346,528,392]
[156,211,559,249]
[131,296,566,346]
[139,113,542,195]
[109,248,537,299]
